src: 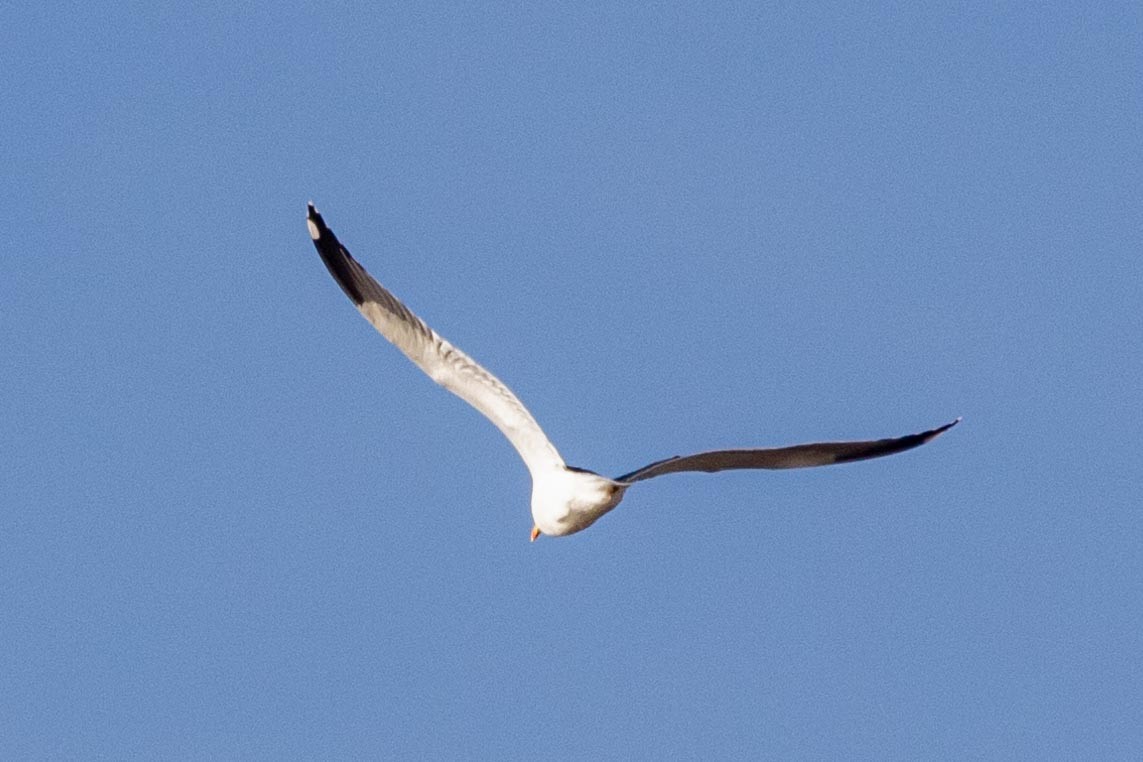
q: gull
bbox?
[306,204,959,541]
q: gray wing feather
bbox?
[617,419,959,484]
[307,204,565,475]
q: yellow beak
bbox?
[530,525,541,542]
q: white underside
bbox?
[531,468,628,536]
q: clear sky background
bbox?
[4,2,1140,758]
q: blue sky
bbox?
[4,2,1141,757]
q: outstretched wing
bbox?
[617,418,959,484]
[307,203,565,475]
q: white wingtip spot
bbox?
[307,218,320,240]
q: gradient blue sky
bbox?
[5,2,1141,758]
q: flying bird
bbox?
[306,203,958,541]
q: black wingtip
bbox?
[830,417,961,466]
[305,203,367,306]
[926,417,962,441]
[306,202,327,240]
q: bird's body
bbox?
[306,203,958,540]
[532,466,627,537]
